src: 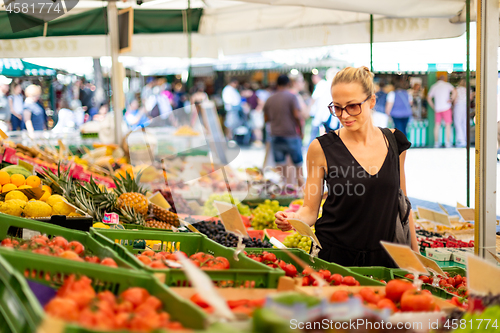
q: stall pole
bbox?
[187,0,193,90]
[474,0,497,260]
[107,1,124,144]
[466,0,471,207]
[370,14,373,72]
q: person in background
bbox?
[310,68,341,139]
[51,99,75,133]
[79,79,96,117]
[288,73,308,141]
[8,82,24,131]
[264,74,304,188]
[386,80,413,137]
[308,73,329,145]
[372,81,389,128]
[125,99,149,130]
[427,75,456,148]
[23,84,47,135]
[222,78,243,140]
[409,81,425,120]
[189,83,209,129]
[0,76,11,129]
[71,99,85,128]
[92,103,109,122]
[453,79,468,148]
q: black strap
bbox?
[380,128,400,184]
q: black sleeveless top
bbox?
[315,128,411,267]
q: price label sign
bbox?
[467,254,500,296]
[213,201,248,237]
[287,218,322,248]
[457,207,475,222]
[417,206,452,227]
[414,251,446,276]
[381,241,428,275]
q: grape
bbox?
[283,231,313,252]
[202,193,251,217]
[250,199,288,230]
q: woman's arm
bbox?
[24,110,34,135]
[275,139,326,229]
[399,150,419,251]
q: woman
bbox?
[23,84,47,135]
[51,99,76,133]
[385,80,413,137]
[8,83,25,130]
[275,67,418,267]
[125,100,149,130]
[452,79,467,148]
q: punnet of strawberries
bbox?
[403,272,468,297]
[135,250,230,270]
[44,275,185,332]
[245,251,360,287]
[1,235,118,267]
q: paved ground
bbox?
[229,145,500,215]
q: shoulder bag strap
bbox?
[380,128,400,184]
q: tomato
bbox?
[1,238,12,247]
[283,264,298,277]
[359,287,382,304]
[262,252,277,262]
[31,238,47,246]
[215,257,230,269]
[57,275,96,309]
[343,276,357,286]
[49,236,69,248]
[439,279,447,287]
[447,277,456,287]
[419,276,431,284]
[301,276,311,286]
[78,308,115,330]
[121,287,150,308]
[190,252,214,263]
[50,246,65,257]
[129,312,161,332]
[32,248,51,256]
[377,298,398,312]
[137,255,152,265]
[142,250,155,257]
[248,298,266,308]
[115,299,134,313]
[276,259,286,270]
[149,261,167,269]
[302,267,314,276]
[100,258,118,267]
[66,241,85,255]
[97,290,116,308]
[60,251,84,262]
[85,256,100,264]
[190,293,210,308]
[404,273,415,280]
[44,297,80,321]
[135,296,163,314]
[320,269,331,281]
[385,279,415,303]
[330,290,350,303]
[400,289,437,312]
[329,273,343,286]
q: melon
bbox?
[264,229,294,243]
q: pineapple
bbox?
[119,206,146,225]
[113,171,149,216]
[151,203,180,227]
[145,218,173,230]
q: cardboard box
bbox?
[425,248,452,261]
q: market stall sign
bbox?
[380,241,428,275]
[457,207,475,222]
[270,237,287,249]
[148,192,171,209]
[17,159,34,175]
[467,254,500,296]
[414,252,446,276]
[286,218,322,248]
[213,201,248,237]
[488,251,500,265]
[417,206,452,226]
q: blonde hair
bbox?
[25,84,41,98]
[331,66,375,97]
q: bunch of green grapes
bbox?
[282,232,313,252]
[251,199,287,230]
[203,193,251,217]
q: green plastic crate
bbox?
[0,253,44,333]
[348,267,394,283]
[0,213,133,270]
[246,248,384,286]
[241,197,298,208]
[90,228,284,288]
[0,247,209,331]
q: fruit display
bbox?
[44,274,185,331]
[403,272,468,297]
[251,200,287,230]
[245,252,360,287]
[0,235,118,267]
[189,293,265,316]
[153,189,194,215]
[282,232,313,252]
[135,250,230,270]
[203,193,251,217]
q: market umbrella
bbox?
[0,58,56,76]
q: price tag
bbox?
[175,252,235,320]
[213,201,248,237]
[438,203,448,215]
[286,218,322,248]
[179,219,201,233]
[103,212,120,224]
[488,251,500,265]
[414,251,446,276]
[380,241,428,275]
[467,254,500,296]
[417,206,451,227]
[148,192,171,209]
[270,237,287,249]
[37,315,65,333]
[0,129,8,140]
[457,207,475,222]
[18,187,44,200]
[456,202,467,208]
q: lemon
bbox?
[39,191,51,202]
[68,212,82,217]
[0,199,26,216]
[46,194,65,207]
[93,222,110,229]
[5,190,28,202]
[18,185,32,190]
[42,185,52,195]
[52,201,75,216]
[23,201,52,218]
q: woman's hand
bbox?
[275,211,300,231]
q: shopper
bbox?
[125,100,149,130]
[222,78,243,140]
[452,79,468,148]
[8,82,25,131]
[274,67,417,267]
[289,73,308,139]
[385,80,413,137]
[427,75,456,148]
[372,82,389,128]
[52,99,75,133]
[309,68,340,142]
[264,74,304,188]
[23,84,47,134]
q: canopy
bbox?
[0,0,466,57]
[0,58,56,76]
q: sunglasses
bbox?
[328,96,371,118]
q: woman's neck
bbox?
[341,120,377,145]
